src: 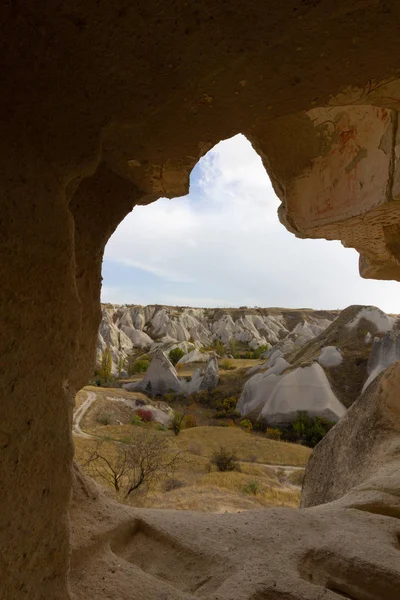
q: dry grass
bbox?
[177,426,311,466]
[74,416,307,513]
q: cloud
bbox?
[103,135,400,312]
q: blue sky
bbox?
[102,135,400,312]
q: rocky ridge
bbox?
[97,304,338,374]
[237,305,400,423]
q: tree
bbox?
[100,347,112,381]
[169,411,186,436]
[214,340,225,357]
[117,355,126,378]
[169,347,185,366]
[81,433,183,497]
[210,447,240,472]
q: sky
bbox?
[102,134,400,313]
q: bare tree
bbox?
[80,432,183,498]
[82,440,130,492]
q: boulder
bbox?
[123,348,181,396]
[318,346,343,368]
[301,362,400,515]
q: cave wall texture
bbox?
[2,1,400,598]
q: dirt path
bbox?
[72,391,97,438]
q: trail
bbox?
[72,391,97,438]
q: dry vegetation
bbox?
[74,377,311,513]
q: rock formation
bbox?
[363,330,400,392]
[125,349,219,397]
[97,304,337,373]
[4,2,400,597]
[301,362,400,516]
[176,349,210,365]
[238,305,398,422]
[124,348,181,396]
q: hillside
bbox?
[97,304,339,374]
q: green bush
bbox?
[130,414,143,426]
[210,447,240,472]
[265,427,282,441]
[243,480,261,495]
[240,419,252,432]
[169,411,185,435]
[252,344,269,359]
[129,359,149,375]
[97,412,112,425]
[214,340,225,357]
[281,412,335,448]
[169,347,185,366]
[155,423,168,431]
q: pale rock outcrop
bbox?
[97,305,337,374]
[199,355,219,391]
[177,349,209,365]
[258,363,346,424]
[346,306,396,333]
[238,361,346,424]
[362,330,400,392]
[123,348,181,396]
[237,357,291,419]
[301,362,400,514]
[318,346,343,368]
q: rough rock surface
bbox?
[238,306,396,421]
[5,2,400,597]
[124,349,181,396]
[199,355,219,391]
[363,330,400,392]
[301,362,400,515]
[98,304,337,372]
[257,363,346,424]
[318,346,343,368]
[177,349,209,365]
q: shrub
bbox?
[97,412,112,425]
[169,348,185,366]
[220,359,235,370]
[130,414,143,426]
[210,447,240,472]
[243,480,261,495]
[252,418,269,432]
[240,419,252,432]
[252,344,269,359]
[265,427,282,441]
[99,347,112,381]
[164,478,185,492]
[169,411,185,436]
[129,359,149,374]
[135,408,153,422]
[280,412,335,448]
[155,423,168,431]
[214,340,225,357]
[184,414,197,428]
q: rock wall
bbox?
[3,2,400,597]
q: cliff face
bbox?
[97,304,339,373]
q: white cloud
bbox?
[103,135,400,312]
